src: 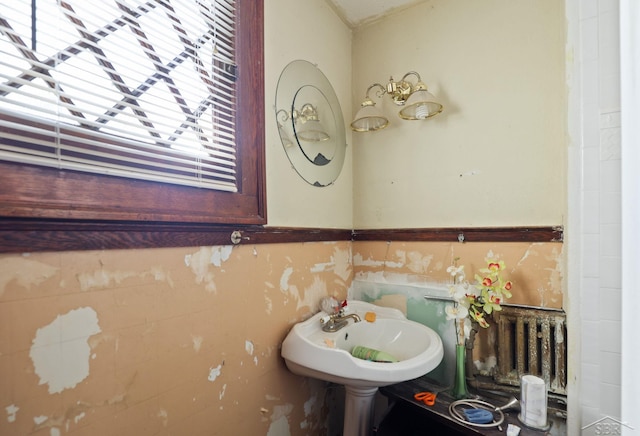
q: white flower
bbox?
[449,282,469,301]
[461,317,473,340]
[446,265,460,276]
[445,304,469,321]
[446,265,465,283]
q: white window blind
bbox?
[0,0,238,191]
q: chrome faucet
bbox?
[321,310,361,332]
[339,313,362,323]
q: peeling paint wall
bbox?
[0,240,563,434]
[353,241,564,308]
[351,240,564,384]
[0,242,351,435]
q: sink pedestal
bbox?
[343,386,378,436]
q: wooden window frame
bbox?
[0,0,266,252]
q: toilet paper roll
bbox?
[518,375,548,429]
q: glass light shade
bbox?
[398,89,443,120]
[296,119,330,142]
[277,123,294,148]
[350,103,390,132]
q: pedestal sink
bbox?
[281,300,443,436]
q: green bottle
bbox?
[351,345,398,363]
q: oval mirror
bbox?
[275,60,346,187]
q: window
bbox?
[0,0,265,228]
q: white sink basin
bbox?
[281,300,443,388]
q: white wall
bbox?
[264,0,354,228]
[620,1,640,432]
[567,0,623,431]
[351,0,567,229]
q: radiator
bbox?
[493,306,567,395]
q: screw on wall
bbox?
[230,231,250,245]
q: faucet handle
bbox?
[339,300,354,316]
[320,296,340,314]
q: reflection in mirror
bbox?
[294,104,329,143]
[293,85,335,166]
[275,60,346,187]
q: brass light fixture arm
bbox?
[277,108,291,122]
[278,104,320,124]
[365,83,387,100]
[357,83,387,109]
[388,71,423,105]
[400,71,422,83]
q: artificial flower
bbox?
[448,257,513,345]
[445,304,469,321]
[449,282,470,301]
[469,307,490,328]
[447,264,465,279]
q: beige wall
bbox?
[352,0,567,229]
[265,0,354,228]
[0,242,351,435]
[267,0,567,230]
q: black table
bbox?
[377,377,559,435]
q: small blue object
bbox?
[462,408,494,424]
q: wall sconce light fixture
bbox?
[295,103,330,142]
[278,104,330,143]
[350,71,443,132]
